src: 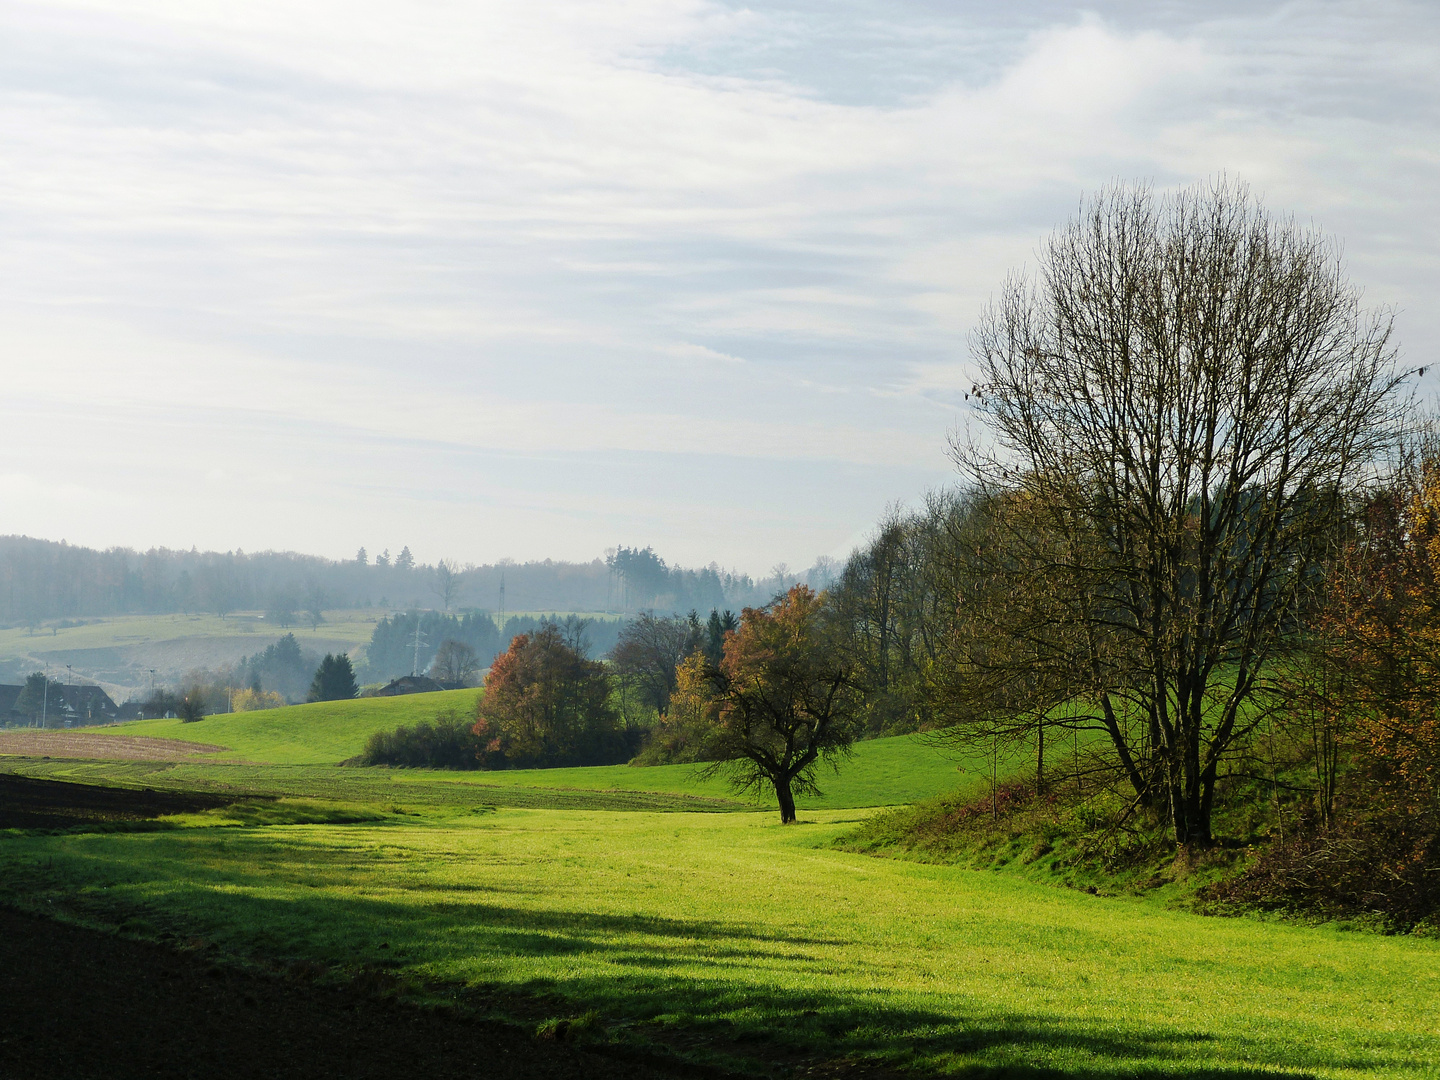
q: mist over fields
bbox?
[0,533,838,695]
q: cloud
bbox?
[1,0,1436,570]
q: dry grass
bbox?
[0,730,229,761]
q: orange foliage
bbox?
[1327,465,1440,813]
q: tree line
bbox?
[362,593,858,826]
[0,537,835,626]
[824,179,1435,926]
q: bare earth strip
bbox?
[0,731,229,761]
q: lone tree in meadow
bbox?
[945,177,1406,850]
[687,585,860,823]
[308,653,358,702]
[433,559,463,611]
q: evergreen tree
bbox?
[308,653,358,702]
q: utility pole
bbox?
[498,570,506,634]
[41,671,48,730]
[411,619,426,677]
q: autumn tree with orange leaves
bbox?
[473,622,628,768]
[1218,451,1440,927]
[689,586,861,823]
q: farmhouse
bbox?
[366,674,466,697]
[0,683,118,726]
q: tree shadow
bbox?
[12,842,1408,1080]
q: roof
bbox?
[0,683,118,723]
[368,675,451,697]
[53,685,119,720]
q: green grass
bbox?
[84,689,976,807]
[2,728,971,812]
[7,686,1435,1074]
[101,690,483,764]
[0,757,750,813]
[0,609,387,659]
[2,807,1435,1076]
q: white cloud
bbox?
[1,0,1436,571]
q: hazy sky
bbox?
[3,1,1436,574]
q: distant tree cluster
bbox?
[308,654,358,702]
[235,633,318,702]
[473,620,638,769]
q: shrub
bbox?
[232,688,285,712]
[1202,801,1440,931]
[360,709,487,769]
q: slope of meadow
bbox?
[2,807,1435,1077]
[102,690,482,765]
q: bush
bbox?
[1202,802,1440,931]
[232,688,285,712]
[359,709,487,769]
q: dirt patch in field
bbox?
[0,774,242,829]
[0,730,229,761]
[0,907,711,1080]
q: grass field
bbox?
[2,806,1436,1076]
[3,727,972,812]
[0,608,618,662]
[87,693,975,808]
[4,694,1438,1075]
[105,690,484,765]
[0,610,385,657]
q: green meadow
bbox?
[0,609,385,657]
[3,695,1438,1076]
[105,689,484,764]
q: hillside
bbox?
[102,690,482,766]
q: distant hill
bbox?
[0,536,834,625]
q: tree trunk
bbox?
[1036,719,1045,796]
[774,776,797,824]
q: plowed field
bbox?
[0,730,228,761]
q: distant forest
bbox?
[0,536,837,624]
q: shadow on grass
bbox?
[4,845,1403,1079]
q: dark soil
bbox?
[0,907,708,1079]
[0,773,243,829]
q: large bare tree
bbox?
[949,178,1405,849]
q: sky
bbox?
[2,1,1437,575]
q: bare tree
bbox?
[948,178,1406,850]
[432,639,480,684]
[303,583,327,631]
[609,611,702,714]
[433,559,463,611]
